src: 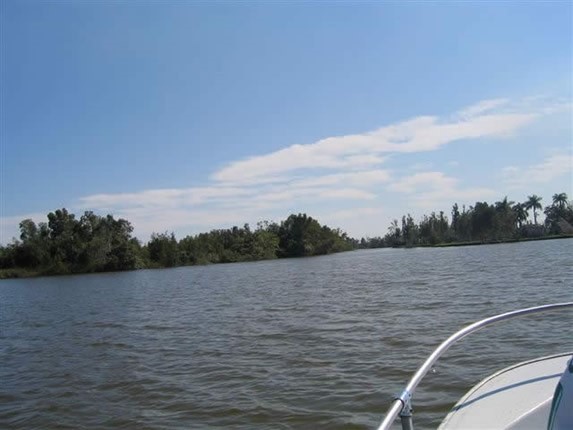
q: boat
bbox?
[377,302,573,430]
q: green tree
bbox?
[74,212,138,272]
[456,205,473,242]
[278,214,319,257]
[544,193,573,235]
[147,232,179,267]
[104,216,138,271]
[451,203,460,239]
[251,223,279,260]
[1,209,356,278]
[277,214,352,257]
[512,203,528,230]
[401,214,418,246]
[472,202,495,242]
[46,208,80,273]
[15,219,49,267]
[552,193,568,210]
[494,197,516,240]
[525,195,543,225]
[385,219,402,247]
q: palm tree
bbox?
[493,197,516,239]
[495,196,514,213]
[512,203,528,229]
[552,193,568,210]
[525,195,543,225]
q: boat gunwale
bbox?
[438,351,573,429]
[376,302,573,430]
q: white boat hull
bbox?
[438,353,572,430]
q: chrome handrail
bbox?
[376,302,573,430]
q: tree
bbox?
[472,202,495,242]
[278,214,321,257]
[456,205,473,242]
[251,229,279,260]
[15,219,50,268]
[512,203,528,230]
[494,197,516,239]
[525,195,543,225]
[1,209,355,278]
[277,214,352,257]
[544,193,573,235]
[495,197,514,213]
[451,203,460,238]
[385,219,401,247]
[437,211,448,241]
[72,212,139,272]
[552,193,568,210]
[103,216,138,271]
[401,214,418,247]
[147,232,179,267]
[46,208,80,272]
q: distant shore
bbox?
[2,234,571,280]
[0,267,42,280]
[428,233,573,248]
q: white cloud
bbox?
[75,168,390,222]
[319,188,376,200]
[79,186,254,210]
[502,153,573,189]
[410,162,434,171]
[456,98,510,119]
[414,186,497,209]
[212,99,539,184]
[325,206,385,221]
[316,206,387,238]
[114,207,268,236]
[70,172,387,239]
[0,212,47,244]
[2,95,566,242]
[291,169,391,188]
[388,171,456,193]
[387,171,496,209]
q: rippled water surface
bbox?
[1,239,572,429]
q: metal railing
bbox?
[376,302,573,430]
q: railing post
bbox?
[399,392,414,430]
[375,302,573,430]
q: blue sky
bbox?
[1,1,572,242]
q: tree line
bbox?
[1,192,571,278]
[360,192,573,248]
[0,211,355,277]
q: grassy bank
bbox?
[0,268,43,280]
[431,234,573,248]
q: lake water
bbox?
[1,239,572,429]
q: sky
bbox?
[1,1,572,243]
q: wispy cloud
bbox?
[212,98,540,185]
[502,153,573,189]
[315,206,388,238]
[289,169,391,188]
[1,95,566,242]
[0,213,47,243]
[455,98,510,120]
[320,188,377,200]
[79,186,254,210]
[388,171,456,193]
[387,171,496,208]
[68,169,391,239]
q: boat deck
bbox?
[438,353,571,430]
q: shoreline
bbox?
[429,233,573,248]
[2,234,571,281]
